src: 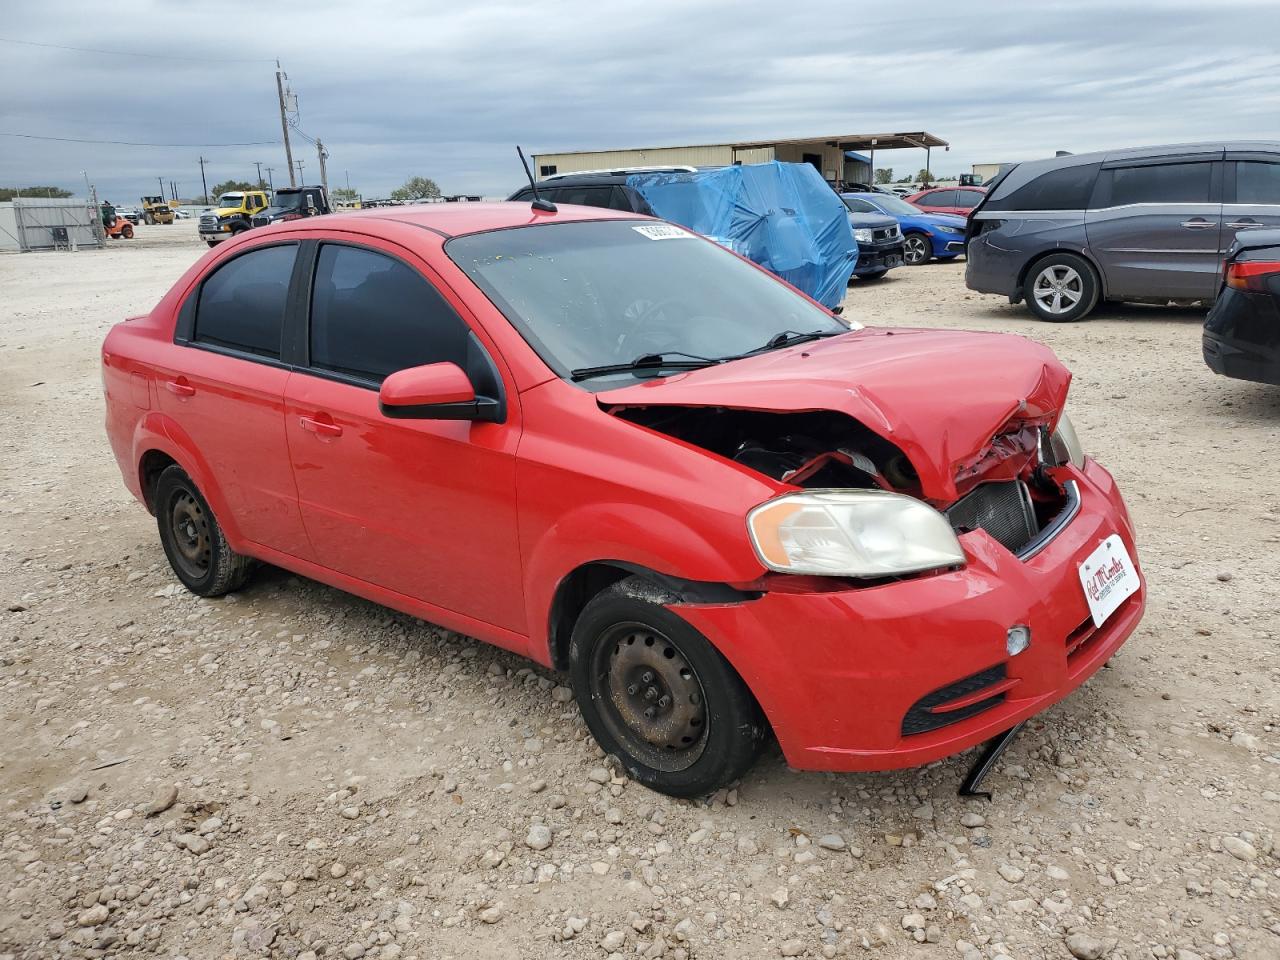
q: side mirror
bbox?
[379,362,502,422]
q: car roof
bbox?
[294,201,648,238]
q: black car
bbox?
[510,169,904,283]
[1203,228,1280,385]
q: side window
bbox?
[556,186,614,208]
[1108,162,1211,205]
[309,244,469,383]
[922,190,957,206]
[991,163,1100,211]
[1236,161,1280,204]
[953,190,983,210]
[510,189,533,203]
[194,244,297,358]
[608,186,640,211]
[539,165,557,177]
[844,198,877,213]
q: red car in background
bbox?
[102,201,1144,797]
[905,185,988,216]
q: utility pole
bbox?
[157,176,165,200]
[294,160,305,181]
[265,166,275,192]
[254,161,264,190]
[198,156,209,205]
[276,61,296,188]
[316,140,329,194]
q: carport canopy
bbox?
[732,132,948,152]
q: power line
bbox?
[1,132,279,147]
[0,35,276,63]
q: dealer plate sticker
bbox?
[632,224,691,240]
[1078,534,1139,628]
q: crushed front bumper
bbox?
[678,458,1145,772]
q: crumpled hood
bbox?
[598,327,1071,502]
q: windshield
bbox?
[216,193,244,207]
[859,194,922,217]
[270,192,305,211]
[447,220,855,386]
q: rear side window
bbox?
[555,186,614,208]
[1107,162,1211,205]
[1236,161,1280,204]
[843,197,877,213]
[987,162,1100,211]
[194,244,297,358]
[920,190,957,206]
[309,244,469,383]
[953,190,984,210]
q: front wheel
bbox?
[569,577,767,797]
[154,466,255,597]
[1023,253,1100,322]
[205,240,218,248]
[122,225,134,239]
[903,233,932,265]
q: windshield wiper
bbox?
[570,351,721,382]
[745,328,844,356]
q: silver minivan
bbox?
[966,142,1280,321]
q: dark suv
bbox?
[966,142,1280,322]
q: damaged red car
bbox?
[102,202,1145,797]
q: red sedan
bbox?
[102,202,1144,796]
[905,185,988,217]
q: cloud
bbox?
[2,0,1278,200]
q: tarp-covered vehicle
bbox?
[625,162,859,309]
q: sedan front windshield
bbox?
[446,220,855,386]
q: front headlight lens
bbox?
[1049,411,1085,468]
[853,228,874,243]
[935,224,963,234]
[747,490,965,577]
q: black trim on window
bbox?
[281,239,317,367]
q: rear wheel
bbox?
[903,233,932,265]
[1023,253,1100,322]
[154,466,254,597]
[568,577,767,797]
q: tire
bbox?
[122,225,133,239]
[206,240,218,248]
[903,233,933,265]
[568,576,767,797]
[154,465,254,597]
[1023,253,1100,322]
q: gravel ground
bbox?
[1,222,1277,960]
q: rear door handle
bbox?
[1226,220,1262,229]
[165,378,195,397]
[1179,219,1216,230]
[298,415,342,438]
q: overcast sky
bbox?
[3,0,1279,202]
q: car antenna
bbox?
[517,146,557,213]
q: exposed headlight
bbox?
[747,490,965,578]
[853,228,875,243]
[1049,411,1085,468]
[935,224,963,234]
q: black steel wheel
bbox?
[154,465,254,596]
[569,576,767,797]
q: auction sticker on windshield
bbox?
[633,224,691,240]
[1077,534,1139,627]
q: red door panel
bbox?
[283,373,525,634]
[156,350,312,558]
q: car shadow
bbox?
[970,298,1211,326]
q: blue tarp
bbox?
[626,162,858,309]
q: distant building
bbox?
[971,162,1007,184]
[534,132,949,186]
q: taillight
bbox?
[1225,260,1280,292]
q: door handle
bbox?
[165,378,195,397]
[299,415,342,438]
[1226,220,1262,229]
[1179,219,1216,230]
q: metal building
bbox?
[533,132,949,185]
[0,197,103,253]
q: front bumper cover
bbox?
[676,459,1144,772]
